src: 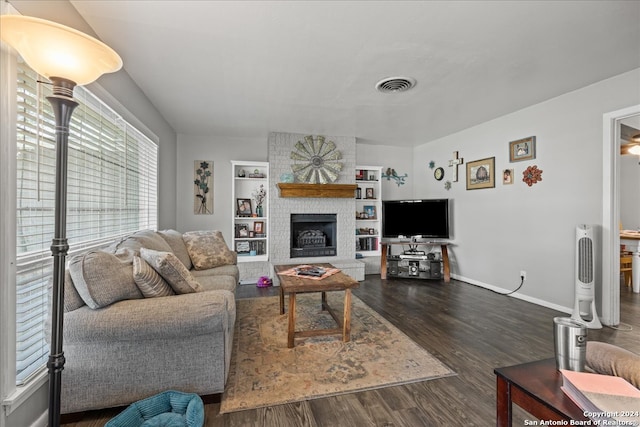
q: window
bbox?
[15,60,158,384]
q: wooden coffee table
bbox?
[494,358,590,426]
[274,264,360,348]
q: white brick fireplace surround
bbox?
[268,132,364,282]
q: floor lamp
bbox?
[0,15,121,426]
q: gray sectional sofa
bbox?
[55,229,238,415]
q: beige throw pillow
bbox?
[68,248,142,309]
[182,230,237,270]
[133,255,175,298]
[157,229,193,269]
[586,341,640,388]
[140,248,202,294]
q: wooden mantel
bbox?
[277,183,357,198]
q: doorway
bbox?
[601,105,640,325]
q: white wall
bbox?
[413,68,640,312]
[355,143,414,201]
[176,134,267,242]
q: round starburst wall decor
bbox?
[522,165,543,186]
[290,135,343,183]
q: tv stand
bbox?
[380,241,450,282]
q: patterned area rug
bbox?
[220,293,456,413]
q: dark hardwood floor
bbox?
[63,277,640,427]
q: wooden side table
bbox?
[494,358,590,426]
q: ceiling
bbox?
[18,1,640,146]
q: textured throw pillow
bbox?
[182,230,237,270]
[63,269,85,312]
[68,248,142,309]
[133,255,175,298]
[157,229,193,270]
[140,248,202,294]
[586,341,640,388]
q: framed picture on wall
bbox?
[503,169,514,185]
[466,157,495,190]
[509,136,536,162]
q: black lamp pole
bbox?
[46,77,78,427]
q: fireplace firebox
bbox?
[290,214,337,258]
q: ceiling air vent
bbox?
[375,76,416,93]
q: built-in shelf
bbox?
[277,183,357,198]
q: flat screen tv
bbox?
[382,199,449,240]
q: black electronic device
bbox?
[429,261,442,278]
[404,250,426,255]
[408,260,420,276]
[382,199,450,240]
[388,260,399,276]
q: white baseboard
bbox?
[451,274,573,315]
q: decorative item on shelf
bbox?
[235,223,249,237]
[466,157,495,190]
[237,198,252,216]
[509,136,536,162]
[522,165,543,186]
[434,167,444,181]
[0,14,123,427]
[252,184,266,217]
[256,276,273,288]
[249,168,265,178]
[236,240,250,253]
[444,181,452,190]
[356,187,362,199]
[382,167,407,186]
[429,160,435,169]
[365,187,375,199]
[503,169,514,185]
[194,160,213,215]
[280,172,294,183]
[448,151,464,182]
[290,135,343,183]
[364,205,377,219]
[254,221,264,234]
[238,169,246,177]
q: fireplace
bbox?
[290,214,337,258]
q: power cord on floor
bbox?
[605,323,633,331]
[491,276,525,296]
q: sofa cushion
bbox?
[132,256,175,298]
[191,263,239,280]
[63,269,85,312]
[140,248,202,294]
[109,230,173,255]
[586,341,640,388]
[69,249,142,309]
[182,230,237,270]
[196,275,238,293]
[157,229,193,269]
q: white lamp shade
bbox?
[629,145,640,155]
[0,15,122,86]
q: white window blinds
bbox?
[15,60,158,384]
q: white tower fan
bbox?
[571,224,602,329]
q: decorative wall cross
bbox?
[448,151,464,182]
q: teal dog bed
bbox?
[105,390,204,427]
